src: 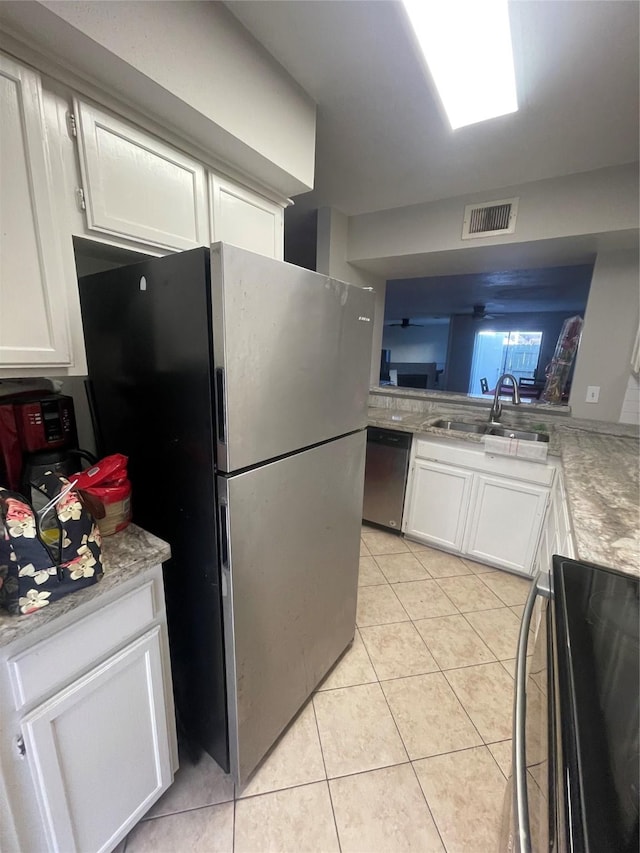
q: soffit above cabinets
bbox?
[0,0,316,200]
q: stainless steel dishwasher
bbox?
[362,427,411,530]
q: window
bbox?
[469,330,543,397]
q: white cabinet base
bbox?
[463,474,549,575]
[21,627,172,853]
[404,436,556,577]
[404,460,473,552]
[0,566,176,853]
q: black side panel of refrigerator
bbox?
[78,247,229,771]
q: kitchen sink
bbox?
[486,426,550,442]
[433,419,487,434]
[432,419,550,442]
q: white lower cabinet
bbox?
[404,436,556,576]
[0,566,177,853]
[21,628,171,853]
[463,474,549,574]
[534,469,576,588]
[405,460,473,552]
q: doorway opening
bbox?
[469,330,543,397]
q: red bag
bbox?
[73,454,132,536]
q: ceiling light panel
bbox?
[402,0,519,130]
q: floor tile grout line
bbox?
[431,574,505,611]
[408,758,449,853]
[314,738,512,784]
[357,629,412,767]
[370,551,434,582]
[141,797,236,822]
[475,569,532,607]
[410,616,498,672]
[442,664,512,746]
[310,694,330,782]
[459,607,520,661]
[324,778,343,853]
[427,660,488,748]
[356,625,384,683]
[458,608,510,661]
[487,742,511,781]
[359,620,438,679]
[375,673,413,767]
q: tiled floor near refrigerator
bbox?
[123,525,532,853]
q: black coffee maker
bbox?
[20,448,97,497]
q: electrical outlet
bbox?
[586,385,600,403]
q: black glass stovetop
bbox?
[553,556,639,853]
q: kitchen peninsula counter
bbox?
[0,523,171,647]
[367,401,640,577]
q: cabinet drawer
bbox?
[414,435,555,486]
[8,580,157,710]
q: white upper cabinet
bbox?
[73,98,208,252]
[209,173,284,259]
[0,53,72,367]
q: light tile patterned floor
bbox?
[123,526,532,853]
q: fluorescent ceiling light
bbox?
[402,0,518,130]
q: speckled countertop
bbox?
[556,427,639,573]
[368,402,639,576]
[0,524,171,647]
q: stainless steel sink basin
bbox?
[433,419,486,434]
[486,426,550,442]
[432,418,550,442]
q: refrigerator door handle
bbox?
[215,367,226,444]
[512,574,542,853]
[219,499,230,570]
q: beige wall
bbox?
[317,208,386,386]
[570,249,640,421]
[348,163,639,267]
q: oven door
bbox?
[503,574,556,852]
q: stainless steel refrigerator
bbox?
[79,243,374,785]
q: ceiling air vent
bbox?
[462,197,519,239]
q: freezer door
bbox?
[218,431,366,785]
[210,243,374,473]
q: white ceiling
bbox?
[226,0,639,217]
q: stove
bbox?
[553,557,639,853]
[503,556,639,853]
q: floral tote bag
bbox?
[0,473,103,616]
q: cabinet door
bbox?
[210,173,284,258]
[74,99,208,251]
[21,628,172,853]
[464,474,549,575]
[404,459,473,552]
[0,53,71,366]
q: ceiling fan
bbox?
[470,304,504,321]
[387,317,424,328]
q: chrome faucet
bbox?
[489,374,521,423]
